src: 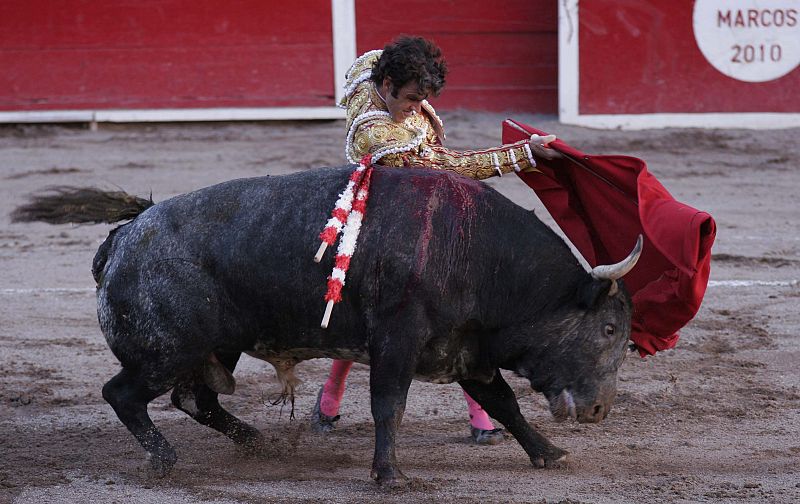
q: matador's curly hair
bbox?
[371,35,448,98]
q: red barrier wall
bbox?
[0,1,334,111]
[355,0,558,113]
[0,1,558,115]
[578,1,800,114]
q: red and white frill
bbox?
[315,155,374,328]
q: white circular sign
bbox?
[693,0,800,82]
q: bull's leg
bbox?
[102,368,176,476]
[368,342,417,486]
[170,352,264,451]
[459,374,568,468]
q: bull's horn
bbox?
[591,235,643,281]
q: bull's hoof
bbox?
[146,449,177,478]
[235,430,268,455]
[370,466,408,488]
[229,422,265,446]
[531,446,569,469]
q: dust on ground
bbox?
[1,112,799,503]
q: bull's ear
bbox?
[577,278,613,309]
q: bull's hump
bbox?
[376,167,489,222]
[380,167,486,196]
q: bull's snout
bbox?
[548,389,614,423]
[577,402,611,423]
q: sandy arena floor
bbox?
[1,112,799,503]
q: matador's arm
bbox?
[377,141,540,180]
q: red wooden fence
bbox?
[355,0,558,113]
[0,0,558,120]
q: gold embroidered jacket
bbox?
[340,50,539,180]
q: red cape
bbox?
[503,119,716,356]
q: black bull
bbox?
[15,166,641,485]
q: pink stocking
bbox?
[462,389,495,430]
[320,360,353,417]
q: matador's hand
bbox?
[529,134,563,161]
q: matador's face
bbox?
[380,78,429,123]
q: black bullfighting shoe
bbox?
[311,386,340,433]
[470,427,505,445]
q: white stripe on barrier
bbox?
[707,280,799,288]
[0,288,95,295]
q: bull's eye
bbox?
[604,323,616,336]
